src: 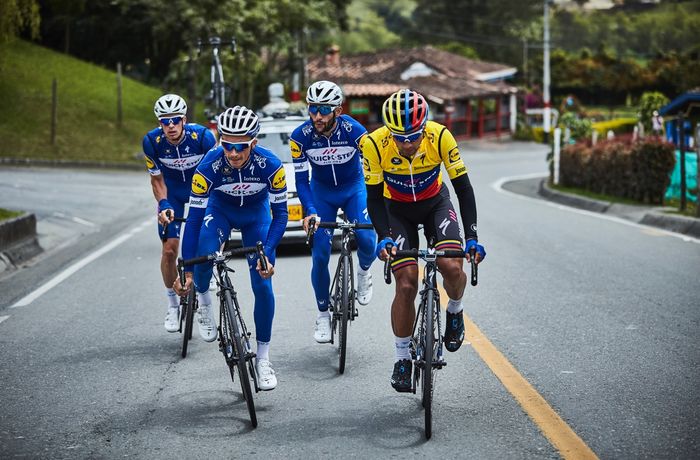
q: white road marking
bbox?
[11,218,152,308]
[0,315,10,324]
[492,173,700,245]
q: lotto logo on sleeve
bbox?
[271,168,286,190]
[291,140,302,159]
[191,172,209,195]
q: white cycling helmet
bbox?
[217,105,260,138]
[306,80,343,106]
[153,94,187,118]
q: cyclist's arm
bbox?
[360,135,390,239]
[265,165,289,264]
[438,128,478,241]
[290,138,316,215]
[181,171,212,271]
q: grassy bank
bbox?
[0,208,23,222]
[0,40,162,164]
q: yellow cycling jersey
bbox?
[360,121,468,202]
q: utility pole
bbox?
[543,0,552,143]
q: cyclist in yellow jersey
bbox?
[361,89,486,392]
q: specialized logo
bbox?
[271,168,286,190]
[439,217,451,236]
[291,140,302,159]
[395,234,406,250]
[145,157,155,169]
[191,172,209,195]
[203,214,214,228]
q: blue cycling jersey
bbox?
[181,145,289,266]
[290,114,367,215]
[142,123,217,204]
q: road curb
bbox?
[0,213,43,274]
[538,179,700,238]
[0,156,142,170]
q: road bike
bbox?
[383,244,478,439]
[306,218,374,374]
[161,214,197,358]
[197,36,235,132]
[181,242,267,428]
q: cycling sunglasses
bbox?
[159,116,183,126]
[221,139,254,152]
[308,105,337,116]
[392,130,424,143]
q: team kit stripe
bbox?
[391,258,417,270]
[435,240,463,251]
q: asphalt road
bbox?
[0,141,698,459]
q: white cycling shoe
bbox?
[356,272,373,306]
[197,304,218,342]
[256,359,277,391]
[164,307,179,333]
[314,315,332,343]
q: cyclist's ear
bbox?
[334,106,343,116]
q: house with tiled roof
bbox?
[307,45,519,139]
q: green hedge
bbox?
[591,118,637,136]
[559,139,675,204]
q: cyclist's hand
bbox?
[302,214,319,233]
[465,239,486,264]
[173,272,193,295]
[158,209,175,225]
[375,237,396,261]
[256,256,274,279]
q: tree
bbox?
[0,0,40,43]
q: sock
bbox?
[447,298,464,314]
[317,310,330,319]
[257,341,270,361]
[394,336,412,361]
[197,290,212,306]
[166,288,179,308]
[357,266,369,277]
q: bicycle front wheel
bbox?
[223,288,257,428]
[337,255,350,374]
[180,290,196,358]
[422,289,436,440]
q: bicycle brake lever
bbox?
[383,242,394,285]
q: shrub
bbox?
[559,112,593,141]
[559,138,675,204]
[638,92,670,132]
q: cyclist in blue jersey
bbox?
[174,106,288,390]
[290,80,377,344]
[142,94,216,334]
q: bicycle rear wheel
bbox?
[337,255,350,374]
[180,290,196,358]
[225,290,257,428]
[422,289,436,440]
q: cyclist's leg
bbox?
[159,199,185,330]
[340,181,377,271]
[423,187,466,352]
[309,185,339,312]
[239,205,277,389]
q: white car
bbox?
[227,114,342,247]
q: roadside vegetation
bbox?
[0,39,160,164]
[0,208,23,222]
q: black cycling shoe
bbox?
[444,311,465,352]
[391,359,413,392]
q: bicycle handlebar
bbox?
[468,247,478,286]
[383,242,394,285]
[181,241,266,268]
[306,218,374,249]
[383,247,466,285]
[160,210,187,241]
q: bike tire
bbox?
[223,288,257,428]
[422,289,435,440]
[180,290,196,358]
[338,255,350,374]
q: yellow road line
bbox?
[429,269,598,459]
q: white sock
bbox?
[257,341,270,361]
[447,298,464,314]
[358,266,369,277]
[317,310,330,319]
[394,336,412,361]
[197,290,212,306]
[166,288,179,308]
